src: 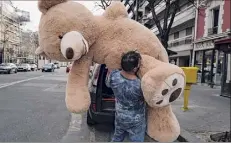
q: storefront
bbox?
[193,39,223,86]
[215,37,231,97]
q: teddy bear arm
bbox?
[65,56,92,113]
[138,54,185,107]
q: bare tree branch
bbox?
[149,0,163,36]
[127,1,136,17]
[163,0,170,32]
[95,0,112,10]
[166,0,180,36]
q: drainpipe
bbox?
[192,0,199,66]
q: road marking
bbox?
[43,84,58,91]
[0,75,44,89]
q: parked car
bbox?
[87,64,115,126]
[42,63,55,72]
[66,63,72,73]
[17,63,31,72]
[54,63,60,69]
[0,63,18,74]
[30,64,38,71]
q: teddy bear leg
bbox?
[138,55,185,108]
[146,105,180,142]
[65,56,92,113]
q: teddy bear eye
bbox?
[58,35,63,39]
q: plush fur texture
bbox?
[36,0,186,142]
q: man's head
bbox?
[121,50,142,73]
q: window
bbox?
[213,8,219,28]
[208,7,220,35]
[186,27,192,36]
[174,32,179,39]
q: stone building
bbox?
[0,0,30,63]
[192,0,230,96]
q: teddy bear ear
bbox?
[38,0,69,14]
[103,1,128,19]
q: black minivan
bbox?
[87,64,115,125]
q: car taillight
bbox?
[92,103,96,111]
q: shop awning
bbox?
[215,37,231,44]
[167,49,177,56]
[215,37,231,53]
[169,50,191,58]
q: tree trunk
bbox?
[160,38,168,49]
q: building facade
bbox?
[192,0,230,88]
[121,0,196,67]
[121,0,230,96]
[0,0,30,64]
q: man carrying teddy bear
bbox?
[105,51,147,142]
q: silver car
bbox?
[0,63,18,74]
[30,64,38,71]
[17,63,31,72]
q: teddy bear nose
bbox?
[66,47,74,59]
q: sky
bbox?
[12,1,105,32]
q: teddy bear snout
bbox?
[60,31,89,61]
[66,47,74,59]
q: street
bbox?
[0,68,115,142]
[0,67,229,142]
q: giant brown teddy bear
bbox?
[36,0,186,142]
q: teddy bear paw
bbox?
[142,72,185,108]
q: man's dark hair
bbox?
[121,50,142,72]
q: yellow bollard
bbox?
[180,67,199,112]
[181,84,192,111]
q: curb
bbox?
[61,113,84,142]
[177,129,202,142]
[145,128,202,142]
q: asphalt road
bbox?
[0,68,71,142]
[0,67,117,142]
[0,67,155,142]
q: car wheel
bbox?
[8,70,11,74]
[87,111,96,126]
[15,69,17,73]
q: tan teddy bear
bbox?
[36,0,186,142]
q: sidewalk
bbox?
[172,85,230,142]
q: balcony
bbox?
[151,5,196,35]
[168,35,193,48]
[208,26,218,36]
